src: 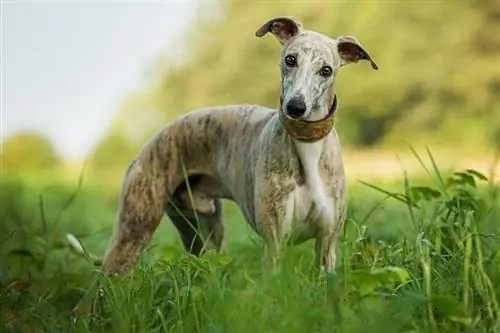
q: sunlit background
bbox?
[3,1,499,182]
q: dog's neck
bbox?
[279,94,338,143]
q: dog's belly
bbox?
[284,185,335,245]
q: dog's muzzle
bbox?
[285,96,307,119]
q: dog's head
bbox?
[256,16,378,121]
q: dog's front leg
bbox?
[315,204,346,276]
[315,233,337,275]
[262,226,284,275]
[254,182,293,275]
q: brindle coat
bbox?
[100,16,378,277]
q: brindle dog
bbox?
[71,16,378,314]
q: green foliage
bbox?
[91,1,500,167]
[357,149,500,331]
[2,152,500,332]
[1,132,62,172]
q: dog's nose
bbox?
[285,97,307,118]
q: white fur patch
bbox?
[283,139,336,242]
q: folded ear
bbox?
[336,36,379,70]
[255,16,303,45]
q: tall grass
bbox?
[1,150,499,332]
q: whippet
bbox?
[74,16,378,283]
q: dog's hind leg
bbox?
[165,198,224,256]
[101,161,167,276]
[73,159,168,317]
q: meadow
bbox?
[2,149,500,333]
[3,1,499,332]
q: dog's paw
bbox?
[319,265,337,280]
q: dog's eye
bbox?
[284,55,296,67]
[319,66,333,77]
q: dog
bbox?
[72,16,378,289]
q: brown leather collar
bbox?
[279,94,338,143]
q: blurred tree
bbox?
[95,0,500,162]
[2,132,62,172]
[90,132,132,170]
[89,90,163,169]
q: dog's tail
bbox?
[66,234,103,267]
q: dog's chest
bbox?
[285,140,336,239]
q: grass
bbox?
[2,150,500,333]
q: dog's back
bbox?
[145,104,276,194]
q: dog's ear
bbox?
[336,36,379,70]
[255,16,303,45]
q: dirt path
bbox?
[343,148,500,181]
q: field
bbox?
[2,149,500,333]
[3,2,498,331]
